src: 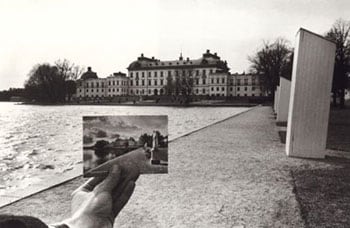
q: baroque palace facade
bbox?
[75,50,265,99]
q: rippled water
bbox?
[0,102,248,195]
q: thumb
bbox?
[94,165,121,194]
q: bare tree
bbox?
[326,18,350,108]
[248,38,293,98]
[55,59,85,101]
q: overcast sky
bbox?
[83,115,168,140]
[1,0,350,90]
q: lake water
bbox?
[0,102,249,195]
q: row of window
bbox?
[210,78,225,84]
[130,88,164,95]
[131,79,164,86]
[130,69,216,78]
[82,81,128,88]
[80,88,127,93]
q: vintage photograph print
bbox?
[83,115,168,177]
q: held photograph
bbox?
[83,115,168,177]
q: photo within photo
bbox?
[83,115,168,177]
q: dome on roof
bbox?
[81,67,98,80]
[127,61,142,70]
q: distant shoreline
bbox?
[17,101,261,107]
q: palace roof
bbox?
[127,50,229,72]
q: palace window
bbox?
[149,80,151,85]
[148,72,151,77]
[130,72,133,77]
[202,88,205,93]
[211,87,214,91]
[160,71,163,77]
[237,79,241,85]
[136,80,139,86]
[222,87,225,91]
[216,78,219,84]
[216,87,219,91]
[237,87,240,91]
[136,72,139,77]
[222,78,225,83]
[252,87,255,91]
[196,70,199,76]
[244,87,247,91]
[160,79,164,85]
[211,78,214,84]
[142,72,144,77]
[210,69,213,74]
[154,80,157,86]
[168,71,171,76]
[130,81,133,86]
[142,80,145,86]
[202,69,206,76]
[154,71,157,77]
[202,79,206,85]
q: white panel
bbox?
[276,77,291,122]
[274,86,280,113]
[286,28,336,158]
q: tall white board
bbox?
[286,28,336,158]
[276,77,291,123]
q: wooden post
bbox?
[286,28,335,158]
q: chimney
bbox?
[206,49,210,54]
[152,56,155,60]
[214,52,217,56]
[186,57,190,61]
[141,53,144,57]
[87,66,92,71]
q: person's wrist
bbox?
[62,215,112,228]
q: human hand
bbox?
[64,165,139,228]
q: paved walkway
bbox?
[0,106,337,227]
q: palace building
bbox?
[127,49,229,96]
[74,50,266,100]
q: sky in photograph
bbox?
[83,115,168,140]
[1,0,350,90]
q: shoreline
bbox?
[17,101,264,107]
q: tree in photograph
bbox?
[325,18,350,108]
[248,38,293,98]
